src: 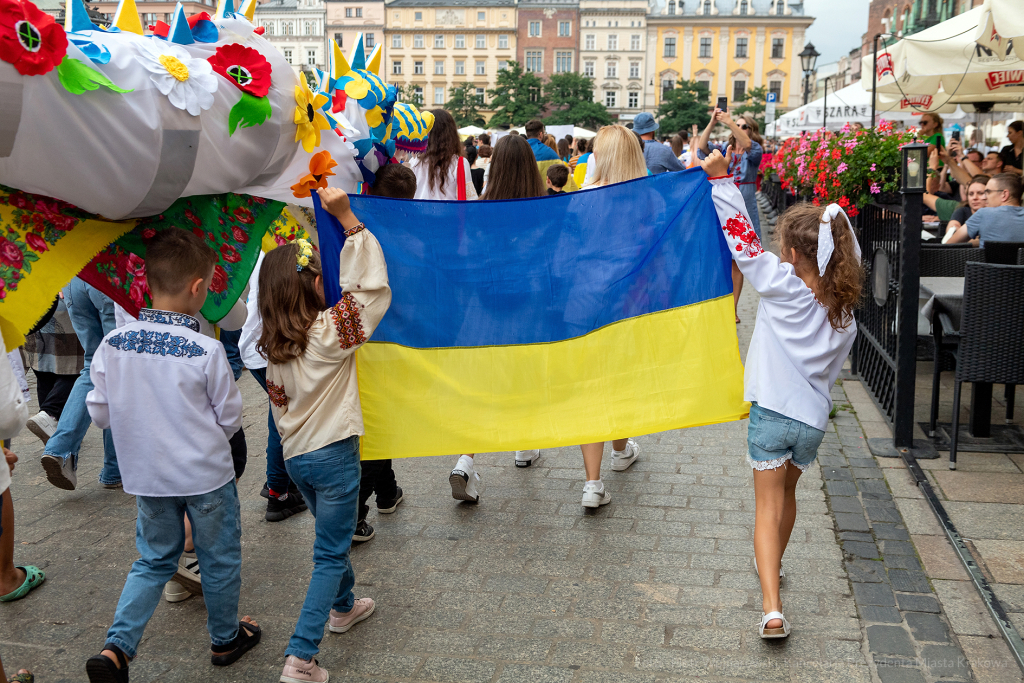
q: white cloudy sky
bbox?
[803,0,872,66]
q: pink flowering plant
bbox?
[768,120,916,216]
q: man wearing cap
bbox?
[634,113,684,174]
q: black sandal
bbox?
[85,644,129,683]
[210,620,262,666]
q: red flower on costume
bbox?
[142,228,157,239]
[128,271,150,307]
[192,227,204,239]
[0,0,67,76]
[25,232,47,252]
[185,209,202,227]
[210,264,228,293]
[231,226,249,244]
[722,213,763,259]
[233,206,254,224]
[220,243,240,263]
[208,43,272,98]
[0,237,23,269]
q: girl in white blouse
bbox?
[701,149,863,640]
[258,188,391,683]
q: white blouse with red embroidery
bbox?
[709,176,856,431]
[267,226,392,459]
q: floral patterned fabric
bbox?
[329,293,366,350]
[79,194,284,323]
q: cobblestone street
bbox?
[2,251,1021,683]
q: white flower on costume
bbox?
[136,40,218,116]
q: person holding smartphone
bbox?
[698,107,764,323]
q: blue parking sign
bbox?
[766,92,777,103]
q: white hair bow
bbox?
[817,203,862,277]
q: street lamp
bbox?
[901,142,928,193]
[822,76,835,130]
[799,43,819,106]
[870,32,894,130]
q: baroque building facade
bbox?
[255,0,329,74]
[579,0,649,120]
[516,0,579,82]
[326,0,385,60]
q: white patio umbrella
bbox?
[458,125,486,136]
[975,0,1024,61]
[861,5,1024,107]
[573,126,597,138]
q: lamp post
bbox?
[870,32,894,130]
[822,76,835,130]
[799,43,819,106]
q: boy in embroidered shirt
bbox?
[84,229,261,681]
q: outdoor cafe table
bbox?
[920,276,995,438]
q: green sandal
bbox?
[0,566,45,602]
[8,671,33,683]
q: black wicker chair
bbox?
[920,244,984,278]
[946,262,1024,469]
[985,241,1024,265]
[1018,248,1024,266]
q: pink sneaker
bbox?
[327,597,375,633]
[280,655,328,683]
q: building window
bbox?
[455,60,465,74]
[733,79,746,102]
[607,34,618,50]
[392,60,402,74]
[307,49,316,65]
[264,22,275,35]
[414,60,423,74]
[476,60,485,75]
[414,11,422,20]
[775,0,784,15]
[699,36,712,58]
[771,38,784,59]
[475,87,485,104]
[455,34,465,48]
[661,77,675,96]
[584,61,594,77]
[529,21,541,37]
[498,34,508,49]
[668,0,675,13]
[345,7,351,17]
[769,79,783,100]
[606,61,617,78]
[585,34,595,50]
[434,86,444,104]
[558,21,571,37]
[477,11,485,21]
[434,34,444,48]
[628,91,638,107]
[702,0,712,15]
[698,79,711,92]
[394,11,398,19]
[284,49,292,64]
[304,21,313,34]
[414,34,423,48]
[664,36,676,57]
[476,34,486,48]
[556,51,572,73]
[355,7,361,17]
[498,60,508,70]
[525,50,542,72]
[739,0,749,13]
[334,32,341,44]
[605,90,616,107]
[735,37,747,58]
[631,34,640,50]
[413,86,423,103]
[434,60,444,74]
[282,21,293,34]
[365,33,374,48]
[392,34,402,48]
[629,61,639,78]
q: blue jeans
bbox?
[284,437,361,661]
[105,480,243,658]
[248,368,290,493]
[220,329,244,382]
[43,278,120,485]
[739,183,762,238]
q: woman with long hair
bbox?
[557,138,571,162]
[408,109,478,200]
[583,124,648,188]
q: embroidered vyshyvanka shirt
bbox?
[267,226,391,460]
[86,309,243,497]
[709,177,856,431]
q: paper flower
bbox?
[294,77,330,152]
[0,0,68,76]
[136,40,218,116]
[291,150,338,198]
[208,43,271,98]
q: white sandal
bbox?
[759,611,790,639]
[754,558,785,583]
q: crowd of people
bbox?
[2,106,876,682]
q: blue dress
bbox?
[698,140,763,237]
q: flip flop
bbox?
[0,566,45,602]
[210,620,261,666]
[8,671,34,683]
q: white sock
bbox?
[586,479,603,489]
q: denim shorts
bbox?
[747,402,825,472]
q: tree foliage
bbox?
[733,85,768,133]
[486,61,546,127]
[542,72,613,130]
[655,80,711,135]
[394,84,423,107]
[446,82,486,127]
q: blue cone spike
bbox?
[167,3,195,44]
[64,0,101,33]
[350,33,366,71]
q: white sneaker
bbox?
[174,551,202,594]
[450,455,482,503]
[40,453,77,490]
[581,481,611,508]
[26,411,58,445]
[610,439,640,471]
[514,450,541,468]
[162,579,191,603]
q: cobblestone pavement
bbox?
[0,217,1011,683]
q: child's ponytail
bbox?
[776,202,864,331]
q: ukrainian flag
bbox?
[317,169,747,460]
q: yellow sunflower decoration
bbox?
[294,77,331,152]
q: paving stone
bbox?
[831,496,866,513]
[920,644,972,678]
[840,531,875,542]
[880,540,917,556]
[848,559,888,583]
[854,582,897,606]
[823,467,854,480]
[884,554,925,572]
[836,512,872,532]
[906,612,950,643]
[876,666,928,683]
[495,665,575,683]
[867,625,917,656]
[896,593,942,613]
[828,481,859,497]
[888,569,932,594]
[873,523,912,541]
[844,540,882,559]
[861,605,903,623]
